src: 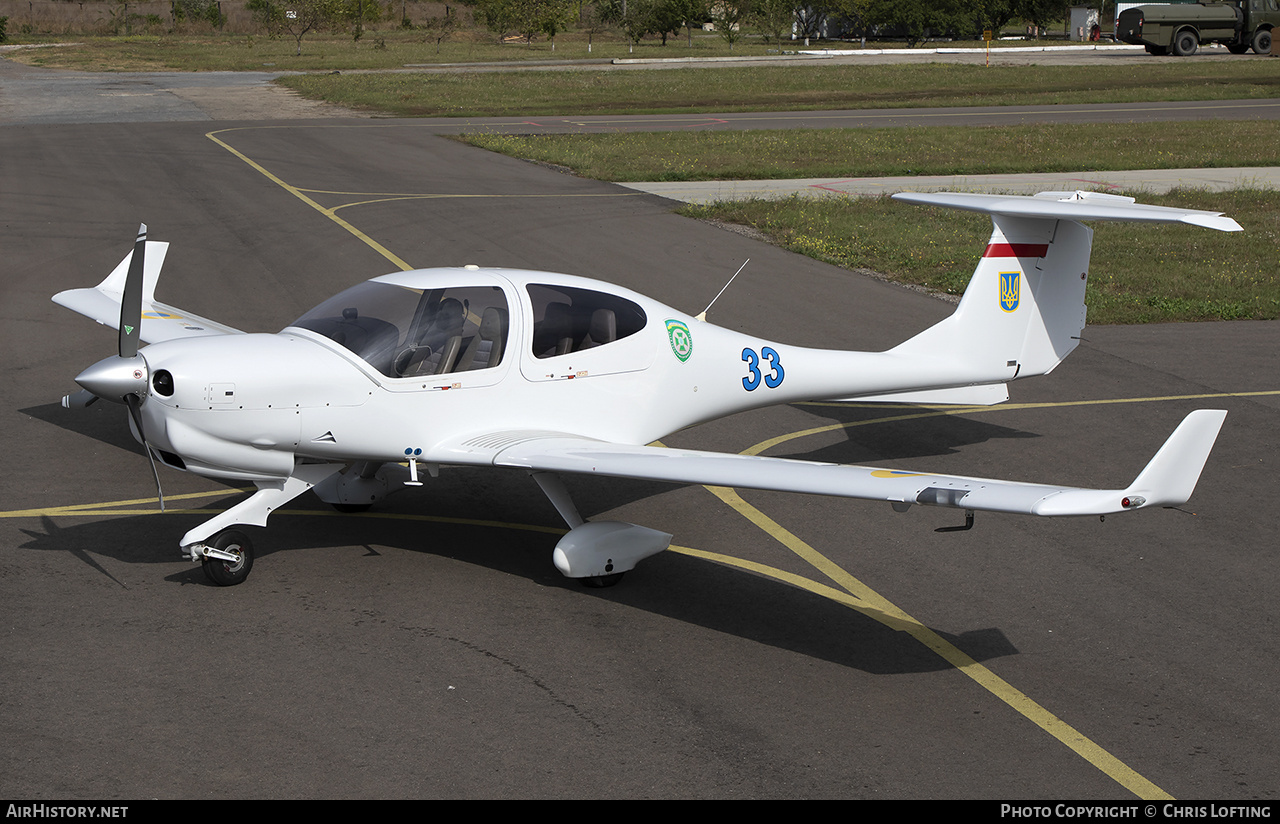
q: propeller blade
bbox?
[68,225,164,511]
[126,393,166,513]
[119,224,146,360]
[62,388,100,408]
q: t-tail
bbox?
[869,191,1242,404]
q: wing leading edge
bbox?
[485,410,1227,518]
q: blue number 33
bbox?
[742,347,785,391]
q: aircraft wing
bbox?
[471,410,1227,518]
[53,241,243,342]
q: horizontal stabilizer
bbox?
[892,190,1243,232]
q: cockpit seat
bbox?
[457,306,508,372]
[581,308,616,349]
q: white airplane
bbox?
[54,191,1239,587]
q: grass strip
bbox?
[679,189,1280,324]
[457,120,1280,181]
[4,32,848,72]
[276,60,1280,117]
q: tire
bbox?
[1252,28,1272,55]
[1227,42,1250,54]
[580,572,625,588]
[202,529,254,586]
[1172,30,1198,56]
[1144,44,1168,55]
[332,503,372,513]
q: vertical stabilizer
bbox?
[887,191,1241,388]
[889,213,1088,382]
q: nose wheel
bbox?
[580,572,625,588]
[200,529,254,586]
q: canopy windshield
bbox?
[289,281,509,378]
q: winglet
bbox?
[1029,409,1227,517]
[1125,409,1228,507]
[91,240,170,303]
[52,241,170,331]
[54,235,244,342]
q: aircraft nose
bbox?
[75,353,148,403]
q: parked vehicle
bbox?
[1117,0,1279,55]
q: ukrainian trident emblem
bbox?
[1000,271,1020,312]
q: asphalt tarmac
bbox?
[2,62,1279,801]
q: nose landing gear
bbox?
[190,529,255,586]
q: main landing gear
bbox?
[180,465,672,588]
[531,472,671,588]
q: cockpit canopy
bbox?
[286,272,650,379]
[289,280,508,378]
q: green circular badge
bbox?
[665,319,693,362]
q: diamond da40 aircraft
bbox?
[55,191,1238,587]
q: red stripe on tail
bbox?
[983,243,1049,258]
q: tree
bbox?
[578,1,608,52]
[748,0,792,43]
[598,0,704,49]
[792,3,826,44]
[968,0,1022,36]
[533,0,575,48]
[831,0,875,44]
[470,0,534,42]
[172,0,227,30]
[710,0,750,49]
[1020,0,1068,36]
[342,0,382,41]
[865,0,968,47]
[419,8,458,53]
[246,0,344,55]
[599,0,656,48]
[648,0,682,43]
[677,0,709,47]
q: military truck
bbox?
[1117,0,1278,55]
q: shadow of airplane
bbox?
[16,464,1021,679]
[19,393,1037,677]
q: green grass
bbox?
[458,121,1280,180]
[7,32,576,71]
[278,60,1280,117]
[4,30,849,71]
[680,189,1280,324]
[11,35,1280,118]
